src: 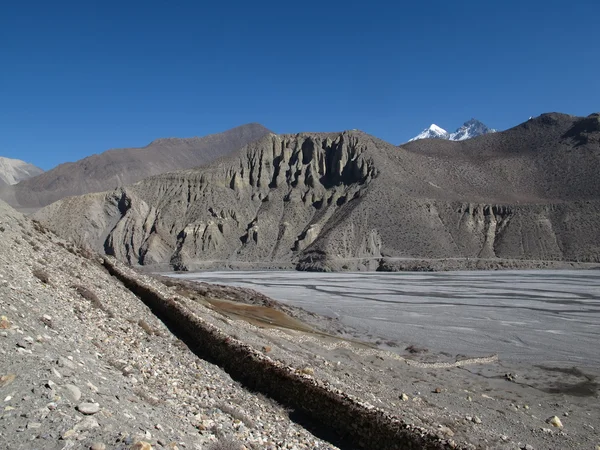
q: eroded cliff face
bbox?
[35,121,600,270]
[46,132,379,269]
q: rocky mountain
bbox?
[408,124,449,141]
[408,119,496,142]
[0,123,271,211]
[449,118,496,141]
[34,113,600,271]
[0,156,43,186]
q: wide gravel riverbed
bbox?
[170,270,600,368]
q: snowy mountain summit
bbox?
[0,156,44,186]
[408,119,496,142]
[408,124,449,141]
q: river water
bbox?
[169,270,600,367]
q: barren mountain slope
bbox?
[0,156,44,186]
[0,123,270,211]
[35,113,600,270]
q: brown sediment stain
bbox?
[202,297,315,333]
[193,295,378,351]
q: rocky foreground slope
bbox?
[34,113,600,271]
[2,202,599,450]
[0,123,270,211]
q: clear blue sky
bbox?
[1,0,599,170]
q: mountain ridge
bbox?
[408,118,496,142]
[0,123,272,211]
[34,112,600,271]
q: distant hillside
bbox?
[0,156,43,186]
[35,113,600,271]
[0,123,271,210]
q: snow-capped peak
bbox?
[408,124,449,142]
[0,156,44,186]
[407,119,496,143]
[449,119,496,141]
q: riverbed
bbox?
[169,270,600,367]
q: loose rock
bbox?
[546,416,563,428]
[77,402,100,415]
[64,384,82,402]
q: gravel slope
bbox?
[2,199,599,450]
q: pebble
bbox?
[437,425,454,437]
[61,429,78,440]
[0,374,16,387]
[546,416,563,428]
[64,384,82,402]
[90,443,106,450]
[473,416,482,424]
[58,356,76,370]
[400,393,409,401]
[0,316,10,329]
[77,402,100,415]
[75,416,100,431]
[131,441,153,450]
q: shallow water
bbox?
[169,270,600,367]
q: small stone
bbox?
[400,393,409,401]
[466,396,472,401]
[472,416,482,424]
[64,384,82,402]
[438,425,454,437]
[563,412,569,417]
[77,402,100,415]
[524,445,534,450]
[0,374,16,387]
[434,387,442,393]
[4,395,12,402]
[0,316,11,329]
[27,422,42,429]
[524,405,530,410]
[45,380,57,390]
[24,336,34,344]
[75,416,100,431]
[47,402,58,410]
[61,429,77,440]
[57,356,76,370]
[546,415,563,428]
[131,441,153,450]
[90,443,106,450]
[122,366,135,376]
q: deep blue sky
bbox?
[1,0,599,170]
